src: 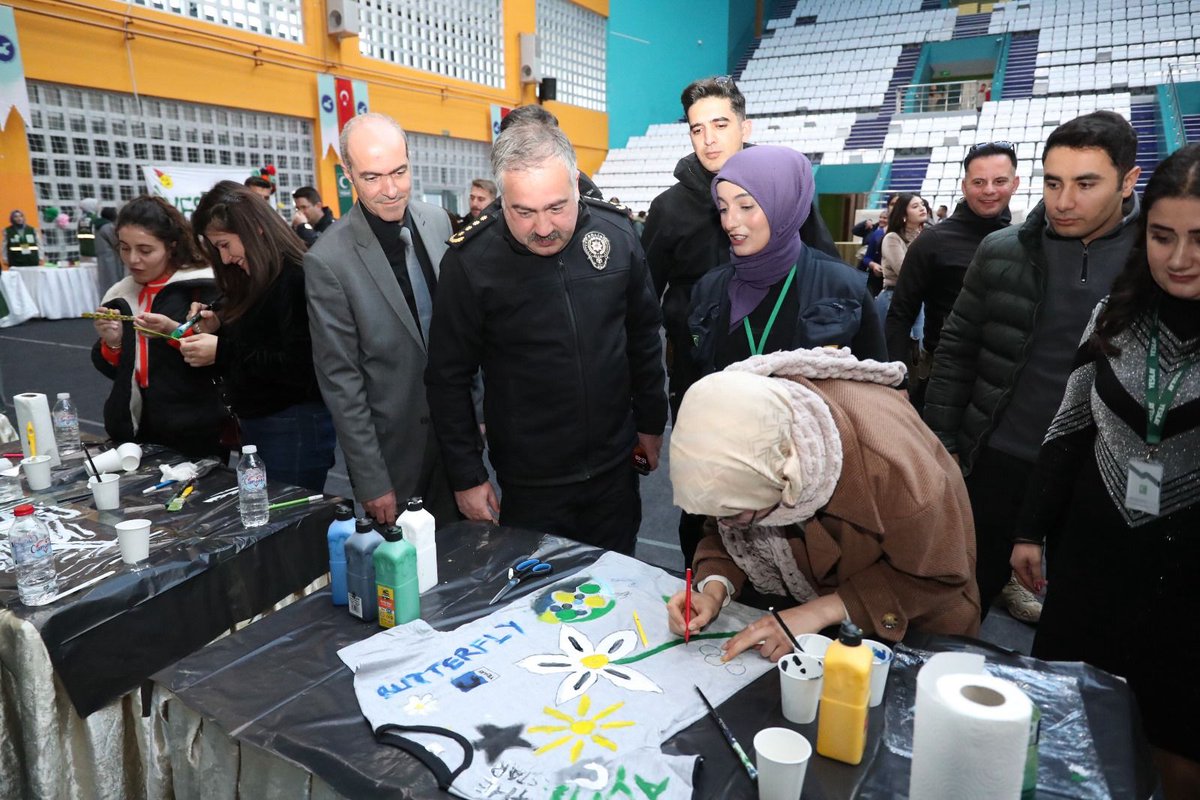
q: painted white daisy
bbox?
[516,624,662,705]
[403,693,438,716]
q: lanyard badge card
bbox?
[1127,315,1196,516]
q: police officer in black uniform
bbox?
[425,122,667,555]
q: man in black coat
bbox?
[291,186,335,247]
[641,75,840,566]
[885,142,1019,410]
[426,122,667,555]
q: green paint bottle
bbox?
[374,526,419,629]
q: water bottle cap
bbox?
[382,526,404,542]
[333,504,354,521]
[13,504,34,517]
[406,497,424,511]
[56,392,70,400]
[242,445,257,454]
[355,517,376,533]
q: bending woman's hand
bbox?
[721,593,849,663]
[667,581,725,637]
[179,333,218,367]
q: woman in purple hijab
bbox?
[686,145,886,377]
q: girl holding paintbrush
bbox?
[91,196,226,457]
[140,181,334,493]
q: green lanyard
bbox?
[1145,312,1197,446]
[743,265,797,357]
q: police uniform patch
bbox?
[582,231,611,270]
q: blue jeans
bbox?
[875,288,925,346]
[237,401,336,494]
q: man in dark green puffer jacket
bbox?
[924,111,1142,621]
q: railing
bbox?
[896,79,993,115]
[1165,59,1200,149]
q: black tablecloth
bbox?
[0,444,336,715]
[155,521,1155,799]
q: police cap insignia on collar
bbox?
[582,231,611,270]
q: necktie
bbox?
[398,225,433,344]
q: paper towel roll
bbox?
[14,393,60,467]
[909,669,1033,799]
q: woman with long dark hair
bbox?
[91,196,224,456]
[875,192,927,344]
[1011,144,1200,798]
[143,180,334,492]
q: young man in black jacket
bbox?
[642,75,840,567]
[291,186,335,247]
[924,112,1142,621]
[885,142,1019,410]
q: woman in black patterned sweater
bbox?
[1011,144,1200,798]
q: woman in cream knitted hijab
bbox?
[666,347,979,661]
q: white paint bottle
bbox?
[398,497,437,593]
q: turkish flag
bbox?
[335,77,354,130]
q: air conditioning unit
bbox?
[328,0,360,39]
[520,33,542,84]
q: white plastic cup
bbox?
[863,639,894,708]
[778,652,824,724]
[21,455,52,491]
[84,449,124,477]
[754,727,812,800]
[796,632,832,660]
[115,518,151,564]
[88,473,121,511]
[117,442,143,472]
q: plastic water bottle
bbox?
[0,457,23,503]
[327,504,355,605]
[52,392,82,456]
[345,518,384,621]
[9,503,58,605]
[398,497,437,593]
[374,525,419,628]
[236,445,269,528]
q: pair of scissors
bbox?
[489,556,553,605]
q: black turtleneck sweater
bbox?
[886,200,1012,367]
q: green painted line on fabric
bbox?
[613,631,736,665]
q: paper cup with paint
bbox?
[117,442,143,472]
[754,726,812,800]
[21,455,52,491]
[88,473,121,511]
[796,632,832,660]
[778,652,824,724]
[116,518,151,564]
[84,448,124,477]
[863,638,894,708]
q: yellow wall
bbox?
[4,0,609,215]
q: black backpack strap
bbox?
[374,723,474,791]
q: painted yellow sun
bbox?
[528,696,635,764]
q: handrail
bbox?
[896,79,993,115]
[1165,61,1191,149]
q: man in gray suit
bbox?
[306,112,454,525]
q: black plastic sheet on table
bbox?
[0,444,337,716]
[155,521,1154,800]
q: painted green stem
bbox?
[612,632,736,665]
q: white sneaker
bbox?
[1002,575,1042,623]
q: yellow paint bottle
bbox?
[815,620,873,765]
